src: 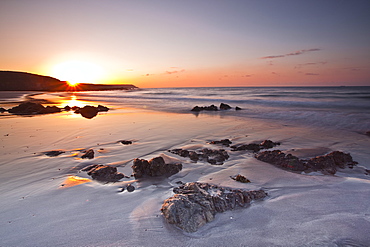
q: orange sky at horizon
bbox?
[1,0,369,88]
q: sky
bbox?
[1,0,370,88]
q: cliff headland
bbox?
[0,71,137,91]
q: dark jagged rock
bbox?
[231,140,280,152]
[305,151,358,174]
[44,150,65,157]
[119,140,133,145]
[256,150,306,171]
[256,150,358,174]
[0,107,6,113]
[191,105,218,112]
[219,103,232,110]
[131,156,182,178]
[81,149,94,159]
[235,106,242,110]
[169,148,229,165]
[209,139,232,147]
[161,182,267,232]
[63,105,71,111]
[81,164,125,182]
[366,131,370,136]
[230,174,251,183]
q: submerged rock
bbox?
[169,148,229,165]
[256,150,358,174]
[231,140,280,152]
[131,156,182,178]
[44,150,65,157]
[161,182,267,232]
[119,140,133,145]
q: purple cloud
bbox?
[261,48,321,59]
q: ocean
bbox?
[72,86,370,133]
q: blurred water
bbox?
[74,86,370,132]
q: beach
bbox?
[1,88,370,246]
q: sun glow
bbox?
[52,61,104,85]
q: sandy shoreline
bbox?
[1,93,370,246]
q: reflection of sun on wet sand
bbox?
[60,176,91,188]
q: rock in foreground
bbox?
[132,156,182,178]
[256,150,358,174]
[161,182,267,232]
[81,164,125,182]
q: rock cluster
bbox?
[255,150,358,174]
[131,156,182,178]
[81,164,125,182]
[168,148,229,165]
[8,102,61,115]
[231,140,280,152]
[191,103,241,112]
[5,102,110,119]
[161,182,267,232]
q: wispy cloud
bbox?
[305,73,319,76]
[165,69,185,75]
[294,61,327,69]
[261,48,321,59]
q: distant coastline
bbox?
[0,71,137,91]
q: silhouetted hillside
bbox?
[0,71,67,91]
[0,71,137,91]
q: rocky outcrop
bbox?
[131,156,182,178]
[169,148,229,165]
[255,150,358,174]
[191,105,218,112]
[191,103,241,112]
[231,140,280,152]
[8,102,61,115]
[219,103,232,110]
[81,164,125,182]
[161,182,267,232]
[73,105,110,119]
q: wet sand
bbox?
[0,95,370,246]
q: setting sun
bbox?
[51,61,104,85]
